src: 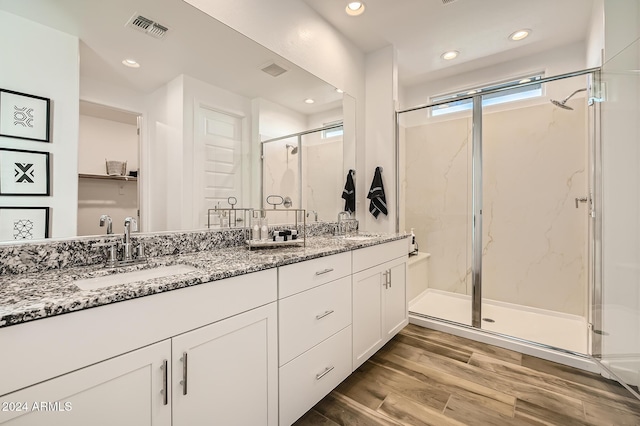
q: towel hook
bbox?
[377,166,383,172]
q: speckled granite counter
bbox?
[0,233,407,328]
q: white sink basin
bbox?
[73,264,198,291]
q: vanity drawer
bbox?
[279,252,351,298]
[352,238,408,273]
[279,276,351,366]
[279,325,352,426]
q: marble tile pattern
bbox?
[0,226,399,328]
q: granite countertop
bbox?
[0,233,407,328]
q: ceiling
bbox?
[0,0,343,115]
[302,0,596,87]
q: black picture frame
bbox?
[0,148,50,196]
[0,206,50,241]
[0,89,50,142]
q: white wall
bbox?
[598,0,640,377]
[586,0,605,68]
[364,46,398,233]
[146,76,185,232]
[0,11,79,239]
[603,0,640,63]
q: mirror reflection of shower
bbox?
[286,143,298,166]
[550,88,587,110]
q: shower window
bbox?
[431,73,544,116]
[322,120,344,139]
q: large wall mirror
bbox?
[0,0,355,242]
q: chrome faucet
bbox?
[123,217,138,262]
[307,210,319,222]
[99,215,113,234]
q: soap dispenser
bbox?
[409,228,416,254]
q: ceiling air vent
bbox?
[442,0,458,4]
[260,62,288,77]
[126,14,169,39]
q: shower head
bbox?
[550,99,574,110]
[286,144,298,155]
[550,88,587,111]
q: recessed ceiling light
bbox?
[509,29,531,41]
[345,1,365,16]
[441,50,459,60]
[304,98,315,104]
[122,59,140,68]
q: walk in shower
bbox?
[398,70,597,364]
[399,58,640,395]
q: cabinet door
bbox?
[172,302,278,426]
[384,261,408,340]
[0,341,171,426]
[352,264,385,369]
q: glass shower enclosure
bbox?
[399,70,597,356]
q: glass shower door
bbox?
[479,76,590,353]
[596,38,640,392]
[402,106,473,325]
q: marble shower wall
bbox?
[403,102,588,316]
[403,115,473,296]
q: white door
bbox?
[172,302,278,426]
[0,341,171,426]
[195,106,243,227]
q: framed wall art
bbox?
[0,207,50,241]
[0,89,50,142]
[0,148,50,196]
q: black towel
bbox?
[368,167,387,218]
[342,171,355,213]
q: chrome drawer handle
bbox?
[316,366,335,380]
[315,268,334,276]
[315,310,334,320]
[161,359,168,405]
[180,352,188,396]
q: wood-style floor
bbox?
[294,324,640,426]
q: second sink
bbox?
[73,264,199,291]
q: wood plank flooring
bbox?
[294,324,640,425]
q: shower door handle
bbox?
[575,197,588,208]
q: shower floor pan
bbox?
[409,288,588,355]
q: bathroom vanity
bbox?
[0,231,408,425]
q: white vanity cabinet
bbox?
[0,340,172,426]
[277,252,353,426]
[0,269,278,426]
[171,302,278,426]
[352,239,408,369]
